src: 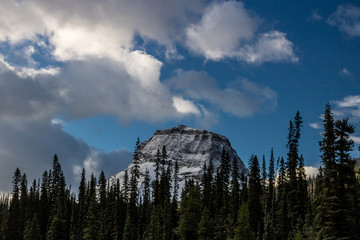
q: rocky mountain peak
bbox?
[109,125,248,190]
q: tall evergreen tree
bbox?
[24,213,41,240]
[7,168,22,240]
[315,103,358,239]
[83,195,103,240]
[178,181,202,240]
[247,155,264,240]
[197,207,215,240]
[230,157,240,226]
[233,202,255,240]
[139,169,151,239]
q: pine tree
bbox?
[239,171,248,204]
[123,169,129,202]
[7,168,22,240]
[24,214,41,240]
[83,194,103,240]
[267,148,275,216]
[214,149,231,239]
[146,207,162,240]
[247,155,264,240]
[315,103,357,239]
[202,158,214,214]
[47,205,66,240]
[233,202,255,240]
[264,149,276,240]
[39,170,50,239]
[230,157,240,227]
[275,157,289,240]
[198,207,215,240]
[139,169,151,239]
[178,181,202,240]
[153,149,161,206]
[19,173,28,238]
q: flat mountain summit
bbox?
[109,125,248,190]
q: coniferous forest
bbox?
[0,103,359,240]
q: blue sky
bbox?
[0,0,359,192]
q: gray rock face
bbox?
[108,125,248,191]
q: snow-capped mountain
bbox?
[108,125,248,191]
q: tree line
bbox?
[0,103,359,240]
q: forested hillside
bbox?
[0,104,359,240]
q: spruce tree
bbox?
[47,205,66,240]
[198,207,215,240]
[275,157,289,240]
[315,103,357,239]
[83,194,103,240]
[39,170,50,239]
[7,168,22,240]
[178,181,202,240]
[233,202,255,240]
[230,157,240,226]
[247,155,263,239]
[24,214,41,240]
[139,169,151,239]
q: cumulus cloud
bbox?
[186,1,298,63]
[327,4,360,37]
[0,0,204,58]
[166,70,278,117]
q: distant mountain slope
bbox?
[108,125,248,191]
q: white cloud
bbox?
[241,31,298,63]
[186,1,297,63]
[336,95,360,108]
[172,96,200,115]
[327,4,360,37]
[309,123,321,129]
[186,1,258,60]
[330,95,360,124]
[0,0,205,61]
[167,70,278,117]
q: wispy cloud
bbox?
[309,123,321,129]
[327,4,360,37]
[340,68,355,79]
[166,70,278,118]
[332,95,360,123]
[307,10,323,21]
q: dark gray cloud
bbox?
[0,60,135,193]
